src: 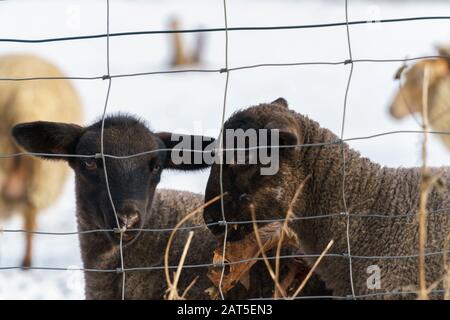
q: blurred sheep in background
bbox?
[0,54,83,267]
[389,46,450,150]
[169,17,205,67]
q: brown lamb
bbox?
[203,98,450,299]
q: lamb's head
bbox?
[389,56,449,119]
[12,114,213,245]
[203,98,306,241]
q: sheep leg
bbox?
[2,158,28,201]
[21,205,37,268]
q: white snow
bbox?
[0,0,449,299]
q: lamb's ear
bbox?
[437,45,450,60]
[265,121,299,147]
[12,121,83,161]
[157,132,216,170]
[271,97,289,108]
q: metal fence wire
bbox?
[0,0,450,300]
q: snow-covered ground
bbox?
[1,0,450,299]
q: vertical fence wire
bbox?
[217,0,231,301]
[99,0,127,300]
[341,0,356,299]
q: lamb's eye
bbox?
[150,163,161,173]
[82,160,97,171]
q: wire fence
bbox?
[0,0,450,300]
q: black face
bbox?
[203,146,289,243]
[203,130,270,241]
[12,114,215,246]
[69,122,165,245]
[203,163,261,242]
[203,99,301,242]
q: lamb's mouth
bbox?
[212,223,252,243]
[114,229,141,245]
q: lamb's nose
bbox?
[118,212,140,229]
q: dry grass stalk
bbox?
[274,175,310,298]
[249,204,289,298]
[248,195,332,300]
[413,62,449,301]
[163,193,224,300]
[418,64,431,300]
[289,239,334,299]
[181,276,199,300]
[166,231,195,300]
[425,273,448,296]
[278,260,306,295]
[207,221,299,298]
[424,233,450,298]
[245,175,330,300]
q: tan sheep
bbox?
[0,54,83,267]
[389,47,450,150]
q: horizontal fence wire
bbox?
[1,249,449,272]
[0,16,449,43]
[3,129,450,160]
[0,0,449,300]
[0,55,449,81]
[2,205,450,236]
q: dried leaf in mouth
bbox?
[207,221,299,298]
